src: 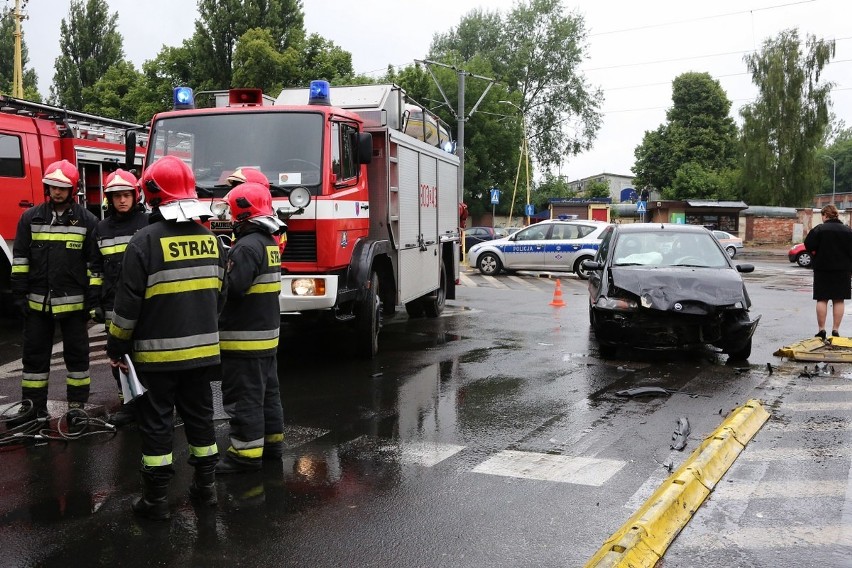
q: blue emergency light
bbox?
[308,80,331,106]
[173,87,195,110]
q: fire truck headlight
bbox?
[292,278,326,297]
[210,201,229,219]
[289,186,311,209]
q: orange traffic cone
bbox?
[549,279,566,307]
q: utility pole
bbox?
[417,60,495,204]
[12,0,27,98]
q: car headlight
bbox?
[292,278,326,296]
[596,296,638,311]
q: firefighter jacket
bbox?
[90,208,149,320]
[218,225,282,358]
[106,216,227,373]
[11,201,99,317]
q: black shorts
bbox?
[813,270,852,301]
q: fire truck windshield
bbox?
[148,111,323,197]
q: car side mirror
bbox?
[736,263,754,273]
[582,259,603,271]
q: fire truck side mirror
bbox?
[124,132,137,169]
[357,132,372,165]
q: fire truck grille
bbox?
[281,232,317,263]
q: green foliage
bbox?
[429,0,602,170]
[82,60,142,122]
[0,7,40,100]
[664,162,739,201]
[50,0,124,109]
[633,72,739,199]
[820,133,852,196]
[740,29,835,206]
[534,172,577,207]
[585,179,611,199]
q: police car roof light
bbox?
[308,80,331,106]
[173,87,195,110]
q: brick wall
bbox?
[745,217,796,244]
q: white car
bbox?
[468,219,610,279]
[712,230,744,258]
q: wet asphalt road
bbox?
[0,253,850,567]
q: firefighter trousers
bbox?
[221,354,284,461]
[135,366,219,467]
[21,310,90,409]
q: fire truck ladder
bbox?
[0,94,148,146]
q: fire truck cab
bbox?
[0,95,146,313]
[143,82,460,357]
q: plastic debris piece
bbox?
[614,386,672,398]
[766,362,774,375]
[671,416,690,451]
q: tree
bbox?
[740,29,835,207]
[192,0,306,90]
[0,7,40,100]
[82,60,143,122]
[430,0,602,171]
[50,0,124,109]
[585,179,611,199]
[633,72,739,199]
[821,130,852,196]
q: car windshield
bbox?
[613,231,729,268]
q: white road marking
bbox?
[783,402,852,412]
[678,524,851,550]
[458,272,477,288]
[482,275,509,289]
[400,442,466,467]
[472,449,625,485]
[506,275,540,290]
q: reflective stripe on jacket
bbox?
[106,219,227,372]
[218,228,281,358]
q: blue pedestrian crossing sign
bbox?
[490,188,500,204]
[636,200,647,213]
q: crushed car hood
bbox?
[610,266,748,310]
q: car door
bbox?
[503,223,549,269]
[544,222,581,270]
[465,227,489,252]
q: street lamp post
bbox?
[821,154,836,205]
[499,100,531,226]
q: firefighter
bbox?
[9,159,99,427]
[90,169,149,427]
[216,181,285,473]
[106,155,226,520]
[226,167,287,256]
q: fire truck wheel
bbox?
[423,262,446,318]
[355,271,382,358]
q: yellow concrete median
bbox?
[585,399,770,568]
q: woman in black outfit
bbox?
[803,204,852,338]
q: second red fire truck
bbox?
[139,81,461,357]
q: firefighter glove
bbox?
[90,307,106,324]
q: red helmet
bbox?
[43,159,79,189]
[225,182,273,222]
[142,155,197,208]
[105,169,140,202]
[227,167,270,188]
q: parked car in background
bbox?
[468,219,610,279]
[582,223,759,360]
[464,226,507,253]
[712,230,744,258]
[788,243,813,268]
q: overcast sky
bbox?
[12,0,849,181]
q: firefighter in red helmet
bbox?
[216,181,285,473]
[106,155,226,520]
[90,168,149,427]
[225,166,287,256]
[8,159,99,429]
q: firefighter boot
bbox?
[108,399,136,428]
[263,439,284,462]
[132,468,172,521]
[215,452,262,474]
[189,459,218,507]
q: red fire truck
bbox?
[0,95,147,313]
[141,82,461,357]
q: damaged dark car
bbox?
[582,224,760,360]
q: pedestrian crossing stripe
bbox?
[472,449,625,485]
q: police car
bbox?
[467,219,610,279]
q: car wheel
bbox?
[727,338,752,361]
[796,251,812,268]
[574,256,593,280]
[726,246,736,258]
[477,252,502,276]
